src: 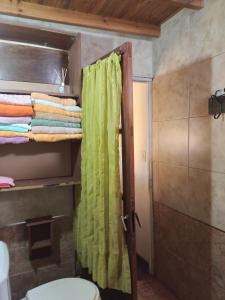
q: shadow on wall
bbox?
[152,55,225,299]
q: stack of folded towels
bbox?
[0,176,15,189]
[31,93,82,142]
[0,94,33,144]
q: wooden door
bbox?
[90,42,137,300]
[120,42,137,300]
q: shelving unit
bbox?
[0,23,81,97]
[0,22,136,298]
[0,23,82,193]
[0,176,80,193]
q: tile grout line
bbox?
[156,201,225,235]
[187,64,190,181]
[158,160,225,176]
[156,114,209,123]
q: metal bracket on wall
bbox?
[209,89,225,119]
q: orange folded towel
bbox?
[31,93,77,106]
[0,104,33,117]
[0,131,31,138]
[32,133,82,142]
[0,131,82,142]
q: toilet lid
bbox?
[26,278,100,300]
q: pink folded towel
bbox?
[0,183,11,189]
[0,176,15,186]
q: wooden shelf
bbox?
[0,23,77,50]
[0,177,80,193]
[0,84,78,98]
[31,240,52,250]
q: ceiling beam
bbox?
[0,0,160,38]
[167,0,204,10]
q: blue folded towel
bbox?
[0,125,29,132]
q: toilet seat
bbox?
[26,278,100,300]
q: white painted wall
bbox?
[133,81,152,265]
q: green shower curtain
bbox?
[74,52,131,294]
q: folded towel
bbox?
[0,131,31,138]
[32,99,81,112]
[34,112,81,123]
[0,125,29,132]
[0,183,11,188]
[0,137,29,144]
[32,126,82,134]
[0,104,33,117]
[31,119,80,128]
[31,93,77,106]
[32,133,82,142]
[0,94,31,106]
[33,104,81,118]
[0,116,32,125]
[0,131,81,142]
[11,124,31,130]
[0,176,15,186]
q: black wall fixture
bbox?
[209,89,225,119]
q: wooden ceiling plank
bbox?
[0,0,160,37]
[122,0,151,21]
[166,0,204,10]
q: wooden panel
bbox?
[0,0,160,38]
[118,0,180,24]
[68,33,81,97]
[0,141,72,180]
[0,177,80,193]
[0,80,72,97]
[23,0,203,26]
[0,42,69,85]
[0,22,76,50]
[66,0,171,24]
[119,42,137,300]
[71,141,81,183]
[166,0,204,9]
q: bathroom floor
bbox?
[84,257,178,300]
[137,257,178,300]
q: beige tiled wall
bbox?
[154,202,225,300]
[153,1,225,299]
[153,52,225,233]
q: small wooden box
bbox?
[26,216,60,269]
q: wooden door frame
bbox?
[120,43,137,300]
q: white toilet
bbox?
[0,241,101,300]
